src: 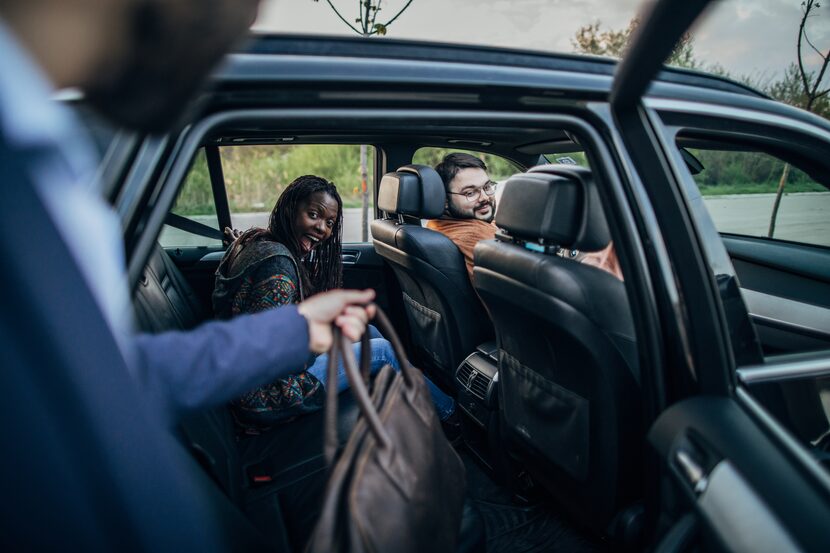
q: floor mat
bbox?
[459,450,607,553]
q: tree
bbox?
[768,0,830,237]
[312,1,416,240]
[572,18,698,69]
[313,0,414,36]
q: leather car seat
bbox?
[371,164,493,386]
[473,165,642,532]
[134,243,486,552]
[134,243,358,549]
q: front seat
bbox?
[473,165,642,532]
[371,164,493,385]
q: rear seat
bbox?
[135,243,485,552]
[134,243,358,550]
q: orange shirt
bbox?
[580,242,623,281]
[427,218,623,282]
[426,218,496,281]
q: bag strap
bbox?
[322,306,420,465]
[323,336,340,465]
[369,308,419,387]
[323,326,392,465]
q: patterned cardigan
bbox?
[213,240,322,428]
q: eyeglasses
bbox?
[447,181,497,202]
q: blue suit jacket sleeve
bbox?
[132,305,310,422]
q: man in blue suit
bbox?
[0,0,374,548]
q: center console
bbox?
[455,342,501,469]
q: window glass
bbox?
[221,144,375,243]
[543,151,590,168]
[158,149,222,248]
[412,147,522,207]
[686,147,829,247]
[412,148,521,181]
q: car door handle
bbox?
[342,251,360,265]
[675,448,709,495]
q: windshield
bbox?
[253,0,829,88]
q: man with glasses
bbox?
[426,152,498,282]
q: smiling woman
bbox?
[211,175,346,425]
[212,175,456,427]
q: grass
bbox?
[698,181,827,196]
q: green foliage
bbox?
[172,150,215,216]
[688,148,825,195]
[765,63,830,117]
[174,145,375,215]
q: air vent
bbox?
[457,362,474,386]
[470,373,490,400]
[456,351,497,405]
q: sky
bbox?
[253,0,830,83]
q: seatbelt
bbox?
[165,212,226,241]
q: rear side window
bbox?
[684,146,829,248]
[543,151,590,168]
[412,148,521,181]
[158,149,222,248]
[221,144,376,243]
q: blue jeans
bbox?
[306,338,456,421]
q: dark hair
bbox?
[434,153,488,191]
[225,175,343,296]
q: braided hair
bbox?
[224,175,343,296]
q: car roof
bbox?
[225,34,765,98]
[198,34,830,168]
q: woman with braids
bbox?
[213,175,456,429]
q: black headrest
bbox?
[495,165,610,251]
[378,164,445,219]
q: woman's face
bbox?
[294,191,339,255]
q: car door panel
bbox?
[342,242,394,316]
[649,396,830,553]
[723,235,830,353]
[164,246,224,316]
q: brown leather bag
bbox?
[306,308,466,553]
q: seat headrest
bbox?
[495,165,610,251]
[378,164,445,219]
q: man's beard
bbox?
[447,196,495,223]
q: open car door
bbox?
[611,1,830,552]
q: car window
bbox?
[542,151,590,168]
[158,148,223,248]
[412,147,520,181]
[412,147,522,208]
[669,132,830,458]
[685,147,829,247]
[221,144,376,243]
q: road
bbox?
[702,192,830,246]
[160,192,830,248]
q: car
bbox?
[6,0,830,551]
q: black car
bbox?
[6,0,830,551]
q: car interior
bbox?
[124,99,830,551]
[126,115,638,551]
[6,0,830,546]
